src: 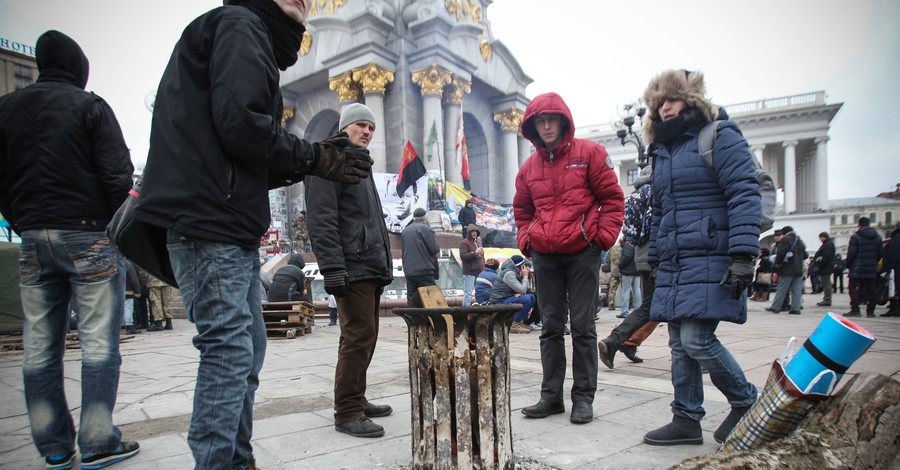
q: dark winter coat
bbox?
[618,243,639,276]
[814,237,836,275]
[133,5,317,249]
[458,205,476,229]
[647,109,761,324]
[489,258,529,304]
[883,227,900,274]
[400,220,440,278]
[774,232,807,277]
[0,31,133,233]
[268,254,307,302]
[846,226,883,279]
[475,266,498,304]
[514,93,624,256]
[460,225,485,276]
[306,174,393,286]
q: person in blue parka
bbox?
[641,70,759,447]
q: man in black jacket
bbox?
[0,30,139,468]
[767,226,807,315]
[845,217,884,317]
[814,231,836,306]
[133,1,372,467]
[306,103,394,438]
[458,199,476,238]
[402,208,440,307]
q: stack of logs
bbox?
[262,301,314,339]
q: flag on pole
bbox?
[457,111,470,190]
[426,120,439,162]
[397,141,426,196]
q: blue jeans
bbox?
[166,231,265,470]
[19,229,125,457]
[667,319,757,421]
[500,293,535,323]
[463,274,476,306]
[619,274,642,315]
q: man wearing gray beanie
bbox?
[306,103,394,438]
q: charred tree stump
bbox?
[672,373,900,469]
[394,304,521,470]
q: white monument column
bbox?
[518,135,531,167]
[493,108,525,203]
[815,136,830,210]
[411,64,452,175]
[783,140,798,214]
[352,63,394,173]
[439,75,471,188]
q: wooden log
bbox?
[474,315,495,470]
[432,315,453,469]
[412,285,449,308]
[452,315,474,469]
[491,314,514,466]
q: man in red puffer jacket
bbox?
[514,92,624,424]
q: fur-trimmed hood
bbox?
[642,69,718,144]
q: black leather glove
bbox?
[312,133,373,184]
[720,256,754,300]
[322,269,349,298]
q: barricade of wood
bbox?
[262,301,314,339]
[394,286,521,470]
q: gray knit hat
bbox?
[413,208,427,220]
[339,103,376,132]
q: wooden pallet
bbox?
[262,301,314,339]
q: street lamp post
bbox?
[612,100,648,168]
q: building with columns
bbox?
[269,0,533,239]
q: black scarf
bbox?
[227,0,306,70]
[653,107,705,145]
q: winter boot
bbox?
[643,414,703,446]
[164,318,173,330]
[757,291,769,302]
[147,321,164,332]
[714,405,752,443]
[748,292,760,301]
[882,297,900,317]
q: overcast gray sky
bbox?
[2,0,898,200]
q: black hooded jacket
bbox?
[847,226,883,279]
[133,3,318,249]
[269,254,307,302]
[0,30,133,233]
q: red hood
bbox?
[521,92,575,154]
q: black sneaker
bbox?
[81,441,139,469]
[45,450,75,469]
[335,417,384,437]
[124,325,141,335]
[364,402,393,418]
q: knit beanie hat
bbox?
[642,70,718,144]
[413,208,427,220]
[225,0,306,71]
[511,255,527,267]
[819,231,830,239]
[339,103,376,132]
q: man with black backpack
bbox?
[766,226,807,315]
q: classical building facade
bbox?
[827,197,899,255]
[269,0,533,238]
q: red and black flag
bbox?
[397,141,426,196]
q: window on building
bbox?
[14,65,33,90]
[887,211,893,226]
[869,212,876,223]
[626,169,637,186]
[830,216,836,225]
[854,214,860,224]
[841,214,848,225]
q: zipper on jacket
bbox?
[580,213,590,243]
[225,158,236,201]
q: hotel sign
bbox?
[0,37,36,57]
